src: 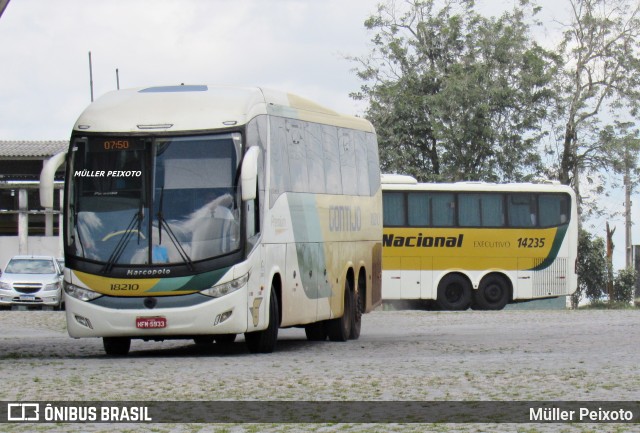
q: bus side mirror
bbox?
[241,146,260,201]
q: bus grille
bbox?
[532,258,568,297]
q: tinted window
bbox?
[322,125,342,194]
[286,120,309,193]
[508,194,536,227]
[339,130,357,195]
[539,194,570,227]
[383,192,405,226]
[431,193,456,227]
[407,192,429,226]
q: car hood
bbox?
[0,273,60,284]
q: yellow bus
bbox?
[381,175,578,310]
[58,85,382,355]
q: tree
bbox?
[350,0,558,182]
[551,0,640,203]
[599,122,640,266]
[612,268,637,303]
[572,227,607,307]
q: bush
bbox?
[573,228,607,308]
[613,268,637,303]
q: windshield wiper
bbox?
[102,204,144,274]
[156,187,194,271]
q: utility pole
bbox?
[606,222,615,301]
[0,0,10,19]
[624,146,632,269]
[88,51,94,102]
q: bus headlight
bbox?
[201,274,248,298]
[64,282,102,301]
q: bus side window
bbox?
[408,192,429,226]
[286,119,309,193]
[269,117,290,207]
[322,125,342,194]
[432,193,455,227]
[306,123,325,194]
[539,194,569,227]
[508,194,536,227]
[383,192,405,226]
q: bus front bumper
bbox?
[64,288,248,338]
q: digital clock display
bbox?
[88,138,145,152]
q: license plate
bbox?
[19,295,35,301]
[136,316,167,329]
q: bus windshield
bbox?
[67,133,241,266]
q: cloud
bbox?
[0,0,377,140]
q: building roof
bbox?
[0,140,68,159]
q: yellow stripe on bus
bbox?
[382,227,560,271]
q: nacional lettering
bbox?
[74,170,142,177]
[383,233,463,248]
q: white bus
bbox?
[381,175,578,310]
[61,85,382,355]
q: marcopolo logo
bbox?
[383,233,464,248]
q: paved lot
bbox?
[0,308,638,432]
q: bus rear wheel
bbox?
[436,274,472,310]
[103,337,131,356]
[305,322,327,341]
[349,288,363,340]
[327,280,353,342]
[245,287,279,353]
[475,275,510,310]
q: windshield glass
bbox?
[67,134,241,266]
[6,259,56,274]
[152,134,240,263]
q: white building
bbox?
[0,140,67,268]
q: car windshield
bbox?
[5,259,56,274]
[67,133,242,266]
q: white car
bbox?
[0,255,64,310]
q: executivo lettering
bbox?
[383,233,464,248]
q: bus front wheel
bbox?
[436,274,472,310]
[475,275,510,310]
[245,287,279,353]
[103,337,131,356]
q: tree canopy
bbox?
[350,0,558,182]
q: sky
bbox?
[0,0,636,271]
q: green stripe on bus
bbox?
[529,225,569,271]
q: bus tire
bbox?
[436,274,472,310]
[349,288,363,340]
[305,322,327,341]
[327,280,353,342]
[103,337,131,356]
[193,336,214,346]
[475,275,510,310]
[215,334,237,345]
[245,287,279,353]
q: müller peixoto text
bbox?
[530,406,634,422]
